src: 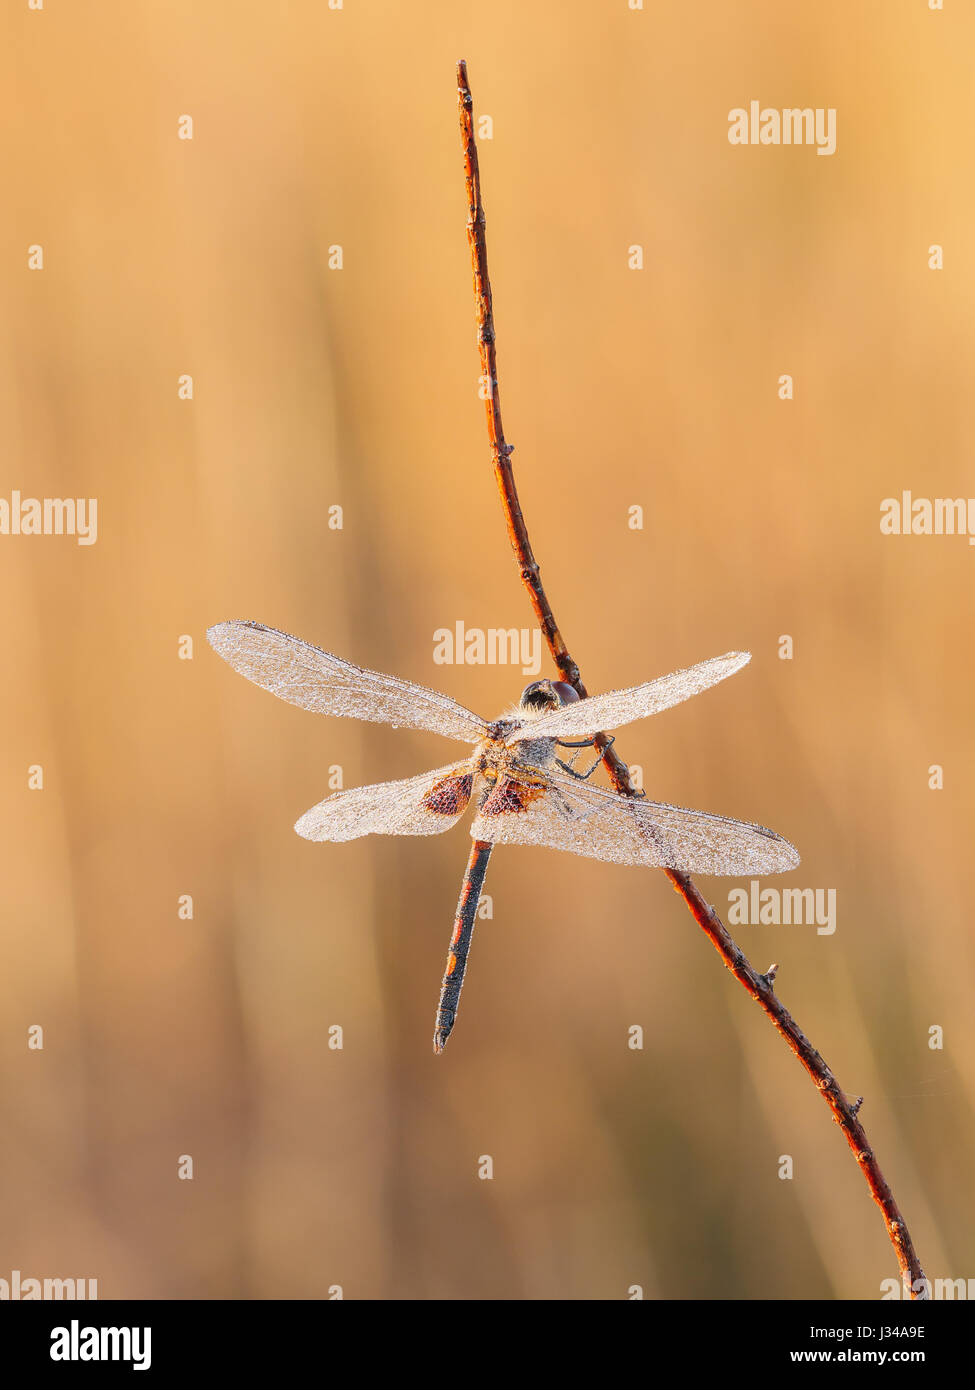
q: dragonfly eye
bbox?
[550,681,580,705]
[520,680,560,711]
[520,679,579,711]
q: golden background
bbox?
[1,0,972,1299]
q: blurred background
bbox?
[1,0,972,1300]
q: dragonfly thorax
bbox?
[474,735,517,777]
[473,729,558,784]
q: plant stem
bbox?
[455,57,927,1299]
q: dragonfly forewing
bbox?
[208,621,488,744]
[505,651,751,746]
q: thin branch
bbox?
[458,62,578,686]
[455,57,927,1299]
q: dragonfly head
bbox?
[519,678,580,712]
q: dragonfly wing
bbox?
[209,621,487,744]
[295,762,479,842]
[471,769,799,875]
[505,651,751,745]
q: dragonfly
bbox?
[207,621,799,1052]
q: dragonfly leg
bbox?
[555,733,593,776]
[557,735,614,781]
[433,839,493,1054]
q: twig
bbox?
[455,57,927,1299]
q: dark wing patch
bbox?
[478,775,549,816]
[422,772,475,817]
